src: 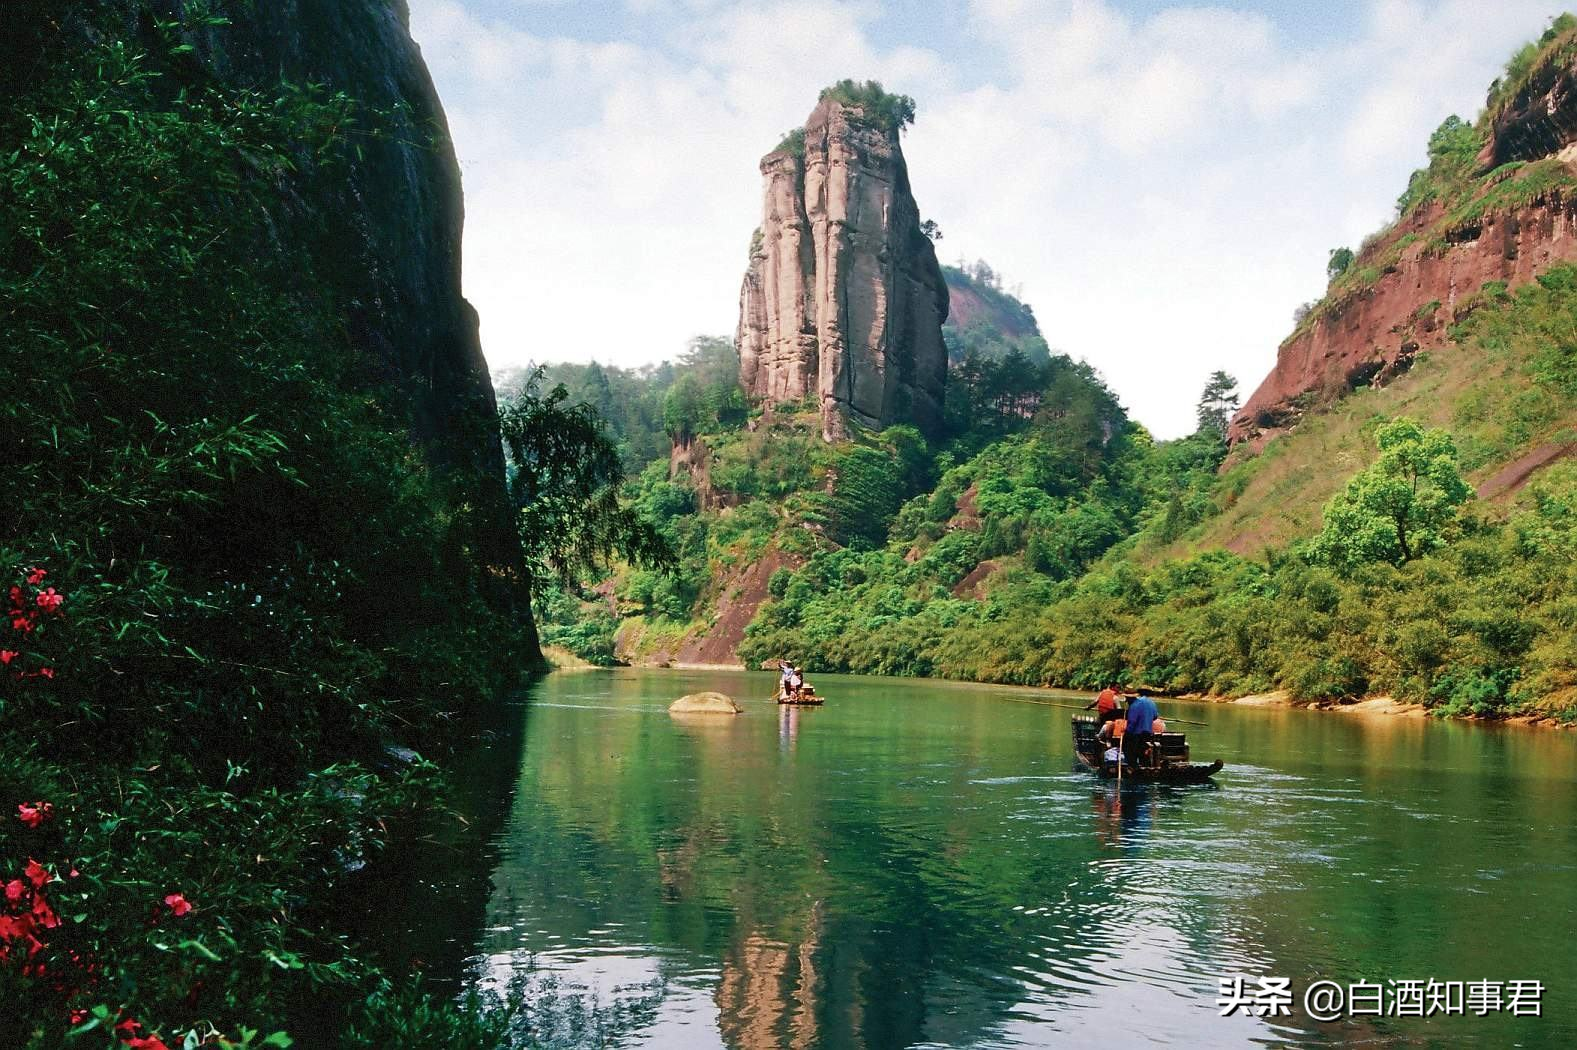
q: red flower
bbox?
[124,1036,171,1050]
[17,801,53,828]
[10,616,32,633]
[0,650,15,666]
[24,859,51,889]
[24,568,45,586]
[116,1018,171,1050]
[162,893,193,917]
[3,879,25,903]
[35,588,63,614]
[0,913,32,942]
[30,893,59,930]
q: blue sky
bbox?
[410,0,1565,437]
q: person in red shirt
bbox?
[1085,684,1121,723]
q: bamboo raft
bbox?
[774,686,825,706]
[1071,715,1222,784]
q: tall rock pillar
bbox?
[737,93,948,439]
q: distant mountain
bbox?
[941,262,1051,366]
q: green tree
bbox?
[818,79,916,132]
[662,373,707,442]
[1309,418,1473,568]
[1426,114,1479,163]
[500,371,674,588]
[1327,246,1355,281]
[1194,371,1240,439]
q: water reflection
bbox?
[449,670,1577,1048]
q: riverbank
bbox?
[1183,689,1577,730]
[603,654,1577,731]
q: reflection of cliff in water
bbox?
[716,904,823,1050]
[464,675,1202,1046]
[380,671,1577,1047]
[334,693,532,988]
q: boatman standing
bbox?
[1125,692,1159,737]
[1124,692,1160,764]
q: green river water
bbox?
[430,669,1577,1048]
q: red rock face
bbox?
[1231,40,1577,450]
[1230,192,1577,449]
[946,283,1038,341]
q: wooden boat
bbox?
[1071,716,1222,784]
[774,685,825,706]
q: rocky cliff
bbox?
[11,1,533,638]
[1230,28,1577,450]
[737,91,949,440]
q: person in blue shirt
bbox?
[1125,693,1159,737]
[1123,693,1161,767]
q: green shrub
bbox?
[817,79,916,132]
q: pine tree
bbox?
[1195,371,1240,439]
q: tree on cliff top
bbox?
[1307,418,1472,568]
[1195,371,1239,440]
[819,79,916,133]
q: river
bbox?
[426,668,1577,1048]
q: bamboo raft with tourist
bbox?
[1065,686,1223,784]
[773,661,825,705]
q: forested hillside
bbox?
[942,261,1052,365]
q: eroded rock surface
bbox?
[1231,38,1577,451]
[737,97,949,440]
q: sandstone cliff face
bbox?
[1484,44,1577,167]
[941,263,1046,364]
[946,281,1039,343]
[1231,191,1577,448]
[737,98,949,440]
[1231,44,1577,450]
[198,0,502,475]
[14,0,502,478]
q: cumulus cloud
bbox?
[408,0,1571,436]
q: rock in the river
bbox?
[669,692,743,715]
